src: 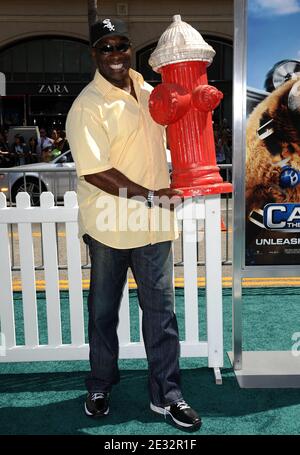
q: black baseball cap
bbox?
[90,18,129,47]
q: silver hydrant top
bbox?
[149,14,215,73]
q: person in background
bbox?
[41,143,53,163]
[27,136,39,164]
[51,128,60,145]
[37,127,53,156]
[51,130,70,158]
[57,130,69,153]
[10,134,28,166]
[0,130,12,167]
[66,18,201,432]
[0,130,9,150]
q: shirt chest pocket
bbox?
[102,99,140,145]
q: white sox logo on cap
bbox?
[103,19,115,32]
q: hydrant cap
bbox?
[149,14,216,72]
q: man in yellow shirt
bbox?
[66,18,201,431]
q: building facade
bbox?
[0,0,233,132]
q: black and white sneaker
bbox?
[150,400,201,431]
[84,392,110,417]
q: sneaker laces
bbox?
[175,400,190,411]
[91,392,106,401]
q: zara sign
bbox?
[38,84,69,94]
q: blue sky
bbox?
[247,0,300,89]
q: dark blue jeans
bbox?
[83,234,183,407]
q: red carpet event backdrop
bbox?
[245,0,300,265]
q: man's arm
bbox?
[84,168,182,208]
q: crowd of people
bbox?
[214,120,232,165]
[0,127,69,167]
[1,121,232,169]
[213,120,232,181]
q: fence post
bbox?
[205,195,224,378]
[40,192,62,346]
[64,192,85,346]
[16,192,39,347]
[0,193,15,351]
[181,199,200,343]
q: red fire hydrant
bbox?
[149,15,232,196]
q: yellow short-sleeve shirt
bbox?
[66,69,178,249]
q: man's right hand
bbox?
[154,188,184,211]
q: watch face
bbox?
[147,190,154,208]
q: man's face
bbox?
[92,35,132,88]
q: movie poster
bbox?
[245,0,300,266]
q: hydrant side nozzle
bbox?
[192,85,223,112]
[149,83,191,125]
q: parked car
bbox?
[0,149,173,206]
[0,150,76,205]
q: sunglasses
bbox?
[95,42,131,54]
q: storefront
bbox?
[0,36,92,131]
[0,36,232,135]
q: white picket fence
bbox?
[0,191,223,380]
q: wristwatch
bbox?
[146,190,155,208]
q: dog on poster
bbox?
[246,69,300,223]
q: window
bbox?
[136,43,161,87]
[0,37,93,83]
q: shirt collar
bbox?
[93,68,145,96]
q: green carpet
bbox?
[0,288,300,435]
